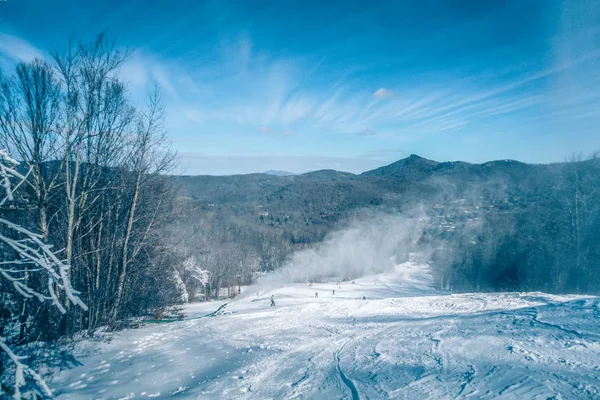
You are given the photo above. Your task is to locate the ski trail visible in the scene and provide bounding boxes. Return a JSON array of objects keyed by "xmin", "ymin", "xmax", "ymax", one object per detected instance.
[
  {"xmin": 429, "ymin": 322, "xmax": 455, "ymax": 398},
  {"xmin": 50, "ymin": 264, "xmax": 599, "ymax": 400},
  {"xmin": 336, "ymin": 341, "xmax": 361, "ymax": 400}
]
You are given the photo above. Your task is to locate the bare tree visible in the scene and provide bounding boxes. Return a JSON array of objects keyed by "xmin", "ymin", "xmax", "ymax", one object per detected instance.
[
  {"xmin": 53, "ymin": 34, "xmax": 131, "ymax": 270},
  {"xmin": 112, "ymin": 85, "xmax": 174, "ymax": 321},
  {"xmin": 0, "ymin": 59, "xmax": 62, "ymax": 240}
]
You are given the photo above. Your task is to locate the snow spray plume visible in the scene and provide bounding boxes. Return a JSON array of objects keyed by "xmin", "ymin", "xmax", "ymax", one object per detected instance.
[{"xmin": 263, "ymin": 208, "xmax": 430, "ymax": 285}]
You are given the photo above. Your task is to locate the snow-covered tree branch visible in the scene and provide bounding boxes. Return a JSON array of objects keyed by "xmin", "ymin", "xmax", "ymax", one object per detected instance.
[
  {"xmin": 0, "ymin": 149, "xmax": 88, "ymax": 399},
  {"xmin": 0, "ymin": 337, "xmax": 52, "ymax": 399},
  {"xmin": 183, "ymin": 255, "xmax": 209, "ymax": 289}
]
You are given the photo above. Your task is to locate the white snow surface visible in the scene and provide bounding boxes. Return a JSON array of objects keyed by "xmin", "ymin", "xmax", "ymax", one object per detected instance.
[{"xmin": 52, "ymin": 263, "xmax": 600, "ymax": 399}]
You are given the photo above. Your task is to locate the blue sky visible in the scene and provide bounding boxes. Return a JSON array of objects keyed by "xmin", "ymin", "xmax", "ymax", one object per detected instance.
[{"xmin": 1, "ymin": 0, "xmax": 600, "ymax": 174}]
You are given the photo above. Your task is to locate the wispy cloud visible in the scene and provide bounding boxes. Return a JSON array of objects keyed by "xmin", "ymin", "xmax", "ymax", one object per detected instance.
[
  {"xmin": 5, "ymin": 25, "xmax": 595, "ymax": 165},
  {"xmin": 118, "ymin": 50, "xmax": 183, "ymax": 101},
  {"xmin": 164, "ymin": 44, "xmax": 600, "ymax": 143},
  {"xmin": 6, "ymin": 31, "xmax": 597, "ymax": 146},
  {"xmin": 0, "ymin": 34, "xmax": 45, "ymax": 63},
  {"xmin": 173, "ymin": 36, "xmax": 600, "ymax": 142},
  {"xmin": 373, "ymin": 87, "xmax": 394, "ymax": 99}
]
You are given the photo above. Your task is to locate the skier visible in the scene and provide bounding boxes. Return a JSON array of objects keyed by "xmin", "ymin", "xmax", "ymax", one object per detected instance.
[
  {"xmin": 363, "ymin": 296, "xmax": 366, "ymax": 300},
  {"xmin": 270, "ymin": 295, "xmax": 275, "ymax": 307},
  {"xmin": 332, "ymin": 289, "xmax": 335, "ymax": 295},
  {"xmin": 315, "ymin": 292, "xmax": 318, "ymax": 298}
]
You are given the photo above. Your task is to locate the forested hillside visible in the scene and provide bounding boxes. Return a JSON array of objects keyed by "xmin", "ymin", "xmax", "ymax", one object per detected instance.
[{"xmin": 171, "ymin": 154, "xmax": 600, "ymax": 296}]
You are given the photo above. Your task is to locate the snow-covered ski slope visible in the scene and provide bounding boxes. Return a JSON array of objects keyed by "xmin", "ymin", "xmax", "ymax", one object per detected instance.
[{"xmin": 54, "ymin": 263, "xmax": 600, "ymax": 399}]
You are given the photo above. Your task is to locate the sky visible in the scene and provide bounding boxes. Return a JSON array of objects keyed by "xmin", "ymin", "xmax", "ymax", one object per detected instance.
[{"xmin": 1, "ymin": 0, "xmax": 600, "ymax": 175}]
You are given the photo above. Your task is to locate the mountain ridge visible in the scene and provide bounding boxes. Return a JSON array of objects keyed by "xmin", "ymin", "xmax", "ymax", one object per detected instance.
[{"xmin": 177, "ymin": 154, "xmax": 586, "ymax": 179}]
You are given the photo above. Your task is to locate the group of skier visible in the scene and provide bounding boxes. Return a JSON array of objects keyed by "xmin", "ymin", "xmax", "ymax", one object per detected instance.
[{"xmin": 268, "ymin": 286, "xmax": 367, "ymax": 307}]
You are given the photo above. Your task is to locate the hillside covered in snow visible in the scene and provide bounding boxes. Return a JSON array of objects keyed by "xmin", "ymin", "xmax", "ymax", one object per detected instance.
[{"xmin": 52, "ymin": 263, "xmax": 600, "ymax": 399}]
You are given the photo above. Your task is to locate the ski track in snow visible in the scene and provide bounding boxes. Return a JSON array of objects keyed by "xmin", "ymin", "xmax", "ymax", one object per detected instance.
[
  {"xmin": 336, "ymin": 340, "xmax": 361, "ymax": 400},
  {"xmin": 51, "ymin": 263, "xmax": 600, "ymax": 399}
]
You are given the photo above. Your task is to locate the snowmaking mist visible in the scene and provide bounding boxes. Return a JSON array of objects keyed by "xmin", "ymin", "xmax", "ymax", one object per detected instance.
[{"xmin": 258, "ymin": 209, "xmax": 432, "ymax": 287}]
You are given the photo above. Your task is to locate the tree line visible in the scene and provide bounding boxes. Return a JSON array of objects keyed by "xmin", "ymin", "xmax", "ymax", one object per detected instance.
[{"xmin": 0, "ymin": 34, "xmax": 185, "ymax": 396}]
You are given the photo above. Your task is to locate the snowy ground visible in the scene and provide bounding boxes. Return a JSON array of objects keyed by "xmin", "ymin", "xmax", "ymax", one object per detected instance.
[{"xmin": 52, "ymin": 263, "xmax": 600, "ymax": 399}]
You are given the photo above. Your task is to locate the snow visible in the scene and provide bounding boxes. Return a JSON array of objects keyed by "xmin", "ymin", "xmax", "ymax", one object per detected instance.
[{"xmin": 52, "ymin": 263, "xmax": 600, "ymax": 399}]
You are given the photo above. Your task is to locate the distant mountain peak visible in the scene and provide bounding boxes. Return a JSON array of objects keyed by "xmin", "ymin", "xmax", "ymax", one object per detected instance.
[
  {"xmin": 405, "ymin": 154, "xmax": 437, "ymax": 163},
  {"xmin": 361, "ymin": 154, "xmax": 438, "ymax": 178}
]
